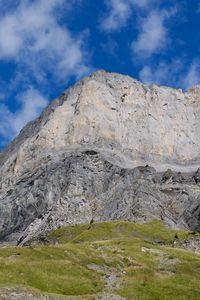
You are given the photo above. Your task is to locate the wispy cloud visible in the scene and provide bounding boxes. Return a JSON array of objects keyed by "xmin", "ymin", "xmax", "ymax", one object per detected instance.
[
  {"xmin": 100, "ymin": 0, "xmax": 132, "ymax": 32},
  {"xmin": 139, "ymin": 60, "xmax": 182, "ymax": 85},
  {"xmin": 132, "ymin": 8, "xmax": 176, "ymax": 59},
  {"xmin": 0, "ymin": 0, "xmax": 90, "ymax": 82},
  {"xmin": 100, "ymin": 1, "xmax": 181, "ymax": 90},
  {"xmin": 180, "ymin": 61, "xmax": 200, "ymax": 90},
  {"xmin": 0, "ymin": 88, "xmax": 48, "ymax": 144},
  {"xmin": 139, "ymin": 60, "xmax": 200, "ymax": 91},
  {"xmin": 100, "ymin": 0, "xmax": 156, "ymax": 32},
  {"xmin": 0, "ymin": 0, "xmax": 91, "ymax": 146}
]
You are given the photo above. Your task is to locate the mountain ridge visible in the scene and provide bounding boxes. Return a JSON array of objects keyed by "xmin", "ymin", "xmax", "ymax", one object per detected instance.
[{"xmin": 0, "ymin": 70, "xmax": 200, "ymax": 244}]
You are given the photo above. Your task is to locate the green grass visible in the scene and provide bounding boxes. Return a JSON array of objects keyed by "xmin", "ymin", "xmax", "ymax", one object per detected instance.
[
  {"xmin": 0, "ymin": 245, "xmax": 104, "ymax": 296},
  {"xmin": 115, "ymin": 242, "xmax": 200, "ymax": 300},
  {"xmin": 48, "ymin": 220, "xmax": 191, "ymax": 244},
  {"xmin": 0, "ymin": 220, "xmax": 200, "ymax": 299}
]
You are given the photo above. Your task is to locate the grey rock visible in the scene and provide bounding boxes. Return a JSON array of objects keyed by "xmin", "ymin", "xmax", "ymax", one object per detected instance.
[
  {"xmin": 178, "ymin": 236, "xmax": 200, "ymax": 254},
  {"xmin": 0, "ymin": 70, "xmax": 200, "ymax": 244},
  {"xmin": 193, "ymin": 168, "xmax": 200, "ymax": 184},
  {"xmin": 0, "ymin": 287, "xmax": 81, "ymax": 299}
]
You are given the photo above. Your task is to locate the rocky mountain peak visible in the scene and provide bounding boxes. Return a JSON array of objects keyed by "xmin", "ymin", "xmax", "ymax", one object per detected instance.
[{"xmin": 0, "ymin": 70, "xmax": 200, "ymax": 245}]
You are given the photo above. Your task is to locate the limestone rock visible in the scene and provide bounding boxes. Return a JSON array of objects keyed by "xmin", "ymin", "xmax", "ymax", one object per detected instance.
[{"xmin": 0, "ymin": 70, "xmax": 200, "ymax": 244}]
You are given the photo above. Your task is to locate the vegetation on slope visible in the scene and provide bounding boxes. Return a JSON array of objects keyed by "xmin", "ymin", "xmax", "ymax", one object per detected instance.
[{"xmin": 0, "ymin": 220, "xmax": 200, "ymax": 299}]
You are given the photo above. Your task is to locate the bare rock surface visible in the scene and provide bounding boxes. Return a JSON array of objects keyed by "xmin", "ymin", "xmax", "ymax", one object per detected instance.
[
  {"xmin": 0, "ymin": 70, "xmax": 200, "ymax": 244},
  {"xmin": 88, "ymin": 264, "xmax": 126, "ymax": 300},
  {"xmin": 0, "ymin": 288, "xmax": 85, "ymax": 300},
  {"xmin": 178, "ymin": 236, "xmax": 200, "ymax": 254}
]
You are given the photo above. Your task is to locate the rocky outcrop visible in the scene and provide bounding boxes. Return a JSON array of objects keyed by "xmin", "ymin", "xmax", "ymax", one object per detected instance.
[{"xmin": 0, "ymin": 70, "xmax": 200, "ymax": 244}]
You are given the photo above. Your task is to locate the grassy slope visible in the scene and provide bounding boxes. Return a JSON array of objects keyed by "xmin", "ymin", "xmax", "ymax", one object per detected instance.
[{"xmin": 0, "ymin": 221, "xmax": 200, "ymax": 299}]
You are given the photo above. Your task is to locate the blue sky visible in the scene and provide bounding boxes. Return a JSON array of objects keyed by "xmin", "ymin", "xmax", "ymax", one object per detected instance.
[{"xmin": 0, "ymin": 0, "xmax": 200, "ymax": 148}]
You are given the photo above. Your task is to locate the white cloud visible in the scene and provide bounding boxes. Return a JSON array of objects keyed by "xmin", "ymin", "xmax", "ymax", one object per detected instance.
[
  {"xmin": 139, "ymin": 60, "xmax": 200, "ymax": 91},
  {"xmin": 139, "ymin": 60, "xmax": 181, "ymax": 85},
  {"xmin": 100, "ymin": 0, "xmax": 132, "ymax": 31},
  {"xmin": 14, "ymin": 88, "xmax": 48, "ymax": 134},
  {"xmin": 180, "ymin": 62, "xmax": 200, "ymax": 90},
  {"xmin": 0, "ymin": 0, "xmax": 90, "ymax": 82},
  {"xmin": 100, "ymin": 0, "xmax": 157, "ymax": 32},
  {"xmin": 132, "ymin": 8, "xmax": 176, "ymax": 58},
  {"xmin": 0, "ymin": 0, "xmax": 91, "ymax": 145},
  {"xmin": 0, "ymin": 88, "xmax": 48, "ymax": 142},
  {"xmin": 139, "ymin": 65, "xmax": 162, "ymax": 84}
]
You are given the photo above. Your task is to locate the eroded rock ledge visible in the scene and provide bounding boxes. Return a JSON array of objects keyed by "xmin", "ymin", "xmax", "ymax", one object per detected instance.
[{"xmin": 0, "ymin": 151, "xmax": 200, "ymax": 245}]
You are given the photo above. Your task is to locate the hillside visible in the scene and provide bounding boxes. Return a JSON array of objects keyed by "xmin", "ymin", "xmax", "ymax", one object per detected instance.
[{"xmin": 0, "ymin": 221, "xmax": 200, "ymax": 300}]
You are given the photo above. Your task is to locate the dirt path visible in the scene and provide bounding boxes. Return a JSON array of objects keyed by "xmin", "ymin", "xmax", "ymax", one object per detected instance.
[{"xmin": 87, "ymin": 264, "xmax": 126, "ymax": 300}]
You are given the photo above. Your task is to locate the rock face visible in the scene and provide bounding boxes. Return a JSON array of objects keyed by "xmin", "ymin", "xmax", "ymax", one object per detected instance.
[{"xmin": 0, "ymin": 70, "xmax": 200, "ymax": 244}]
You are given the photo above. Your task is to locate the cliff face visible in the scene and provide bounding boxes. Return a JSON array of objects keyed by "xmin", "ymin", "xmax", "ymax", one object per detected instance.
[{"xmin": 0, "ymin": 70, "xmax": 200, "ymax": 244}]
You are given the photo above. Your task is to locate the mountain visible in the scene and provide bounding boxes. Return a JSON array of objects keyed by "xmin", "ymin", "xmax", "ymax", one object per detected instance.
[{"xmin": 0, "ymin": 70, "xmax": 200, "ymax": 245}]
